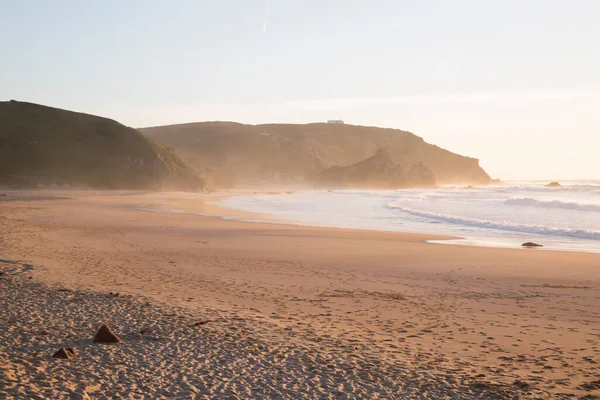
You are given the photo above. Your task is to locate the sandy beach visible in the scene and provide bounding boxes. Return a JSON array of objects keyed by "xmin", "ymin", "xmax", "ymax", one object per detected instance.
[{"xmin": 1, "ymin": 190, "xmax": 600, "ymax": 399}]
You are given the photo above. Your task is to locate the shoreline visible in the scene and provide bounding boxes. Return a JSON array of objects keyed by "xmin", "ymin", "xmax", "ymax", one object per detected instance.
[
  {"xmin": 2, "ymin": 190, "xmax": 600, "ymax": 398},
  {"xmin": 135, "ymin": 190, "xmax": 461, "ymax": 242},
  {"xmin": 138, "ymin": 189, "xmax": 600, "ymax": 255}
]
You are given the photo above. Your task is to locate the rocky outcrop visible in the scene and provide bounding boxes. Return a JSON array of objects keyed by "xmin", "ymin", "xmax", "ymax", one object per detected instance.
[
  {"xmin": 141, "ymin": 122, "xmax": 491, "ymax": 187},
  {"xmin": 316, "ymin": 149, "xmax": 405, "ymax": 188},
  {"xmin": 406, "ymin": 162, "xmax": 436, "ymax": 187},
  {"xmin": 0, "ymin": 101, "xmax": 204, "ymax": 191},
  {"xmin": 315, "ymin": 150, "xmax": 436, "ymax": 189},
  {"xmin": 545, "ymin": 182, "xmax": 562, "ymax": 188}
]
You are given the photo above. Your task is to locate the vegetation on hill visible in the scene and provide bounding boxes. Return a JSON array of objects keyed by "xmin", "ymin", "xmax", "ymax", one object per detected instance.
[{"xmin": 0, "ymin": 101, "xmax": 204, "ymax": 190}]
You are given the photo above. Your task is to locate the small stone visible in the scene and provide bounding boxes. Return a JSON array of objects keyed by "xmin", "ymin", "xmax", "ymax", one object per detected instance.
[
  {"xmin": 513, "ymin": 380, "xmax": 530, "ymax": 389},
  {"xmin": 53, "ymin": 347, "xmax": 77, "ymax": 359},
  {"xmin": 93, "ymin": 324, "xmax": 122, "ymax": 343},
  {"xmin": 579, "ymin": 380, "xmax": 600, "ymax": 391}
]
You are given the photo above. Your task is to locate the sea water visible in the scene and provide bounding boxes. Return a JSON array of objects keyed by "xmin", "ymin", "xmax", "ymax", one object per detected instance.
[{"xmin": 219, "ymin": 181, "xmax": 600, "ymax": 253}]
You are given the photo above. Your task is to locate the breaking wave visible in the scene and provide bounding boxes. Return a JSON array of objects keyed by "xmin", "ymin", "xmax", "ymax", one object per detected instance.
[
  {"xmin": 505, "ymin": 198, "xmax": 600, "ymax": 212},
  {"xmin": 387, "ymin": 202, "xmax": 600, "ymax": 240}
]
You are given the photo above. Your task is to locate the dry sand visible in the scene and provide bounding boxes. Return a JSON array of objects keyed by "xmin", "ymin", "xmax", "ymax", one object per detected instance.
[{"xmin": 1, "ymin": 190, "xmax": 600, "ymax": 399}]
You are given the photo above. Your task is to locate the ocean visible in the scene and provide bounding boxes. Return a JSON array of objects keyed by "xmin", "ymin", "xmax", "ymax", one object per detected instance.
[{"xmin": 219, "ymin": 181, "xmax": 600, "ymax": 253}]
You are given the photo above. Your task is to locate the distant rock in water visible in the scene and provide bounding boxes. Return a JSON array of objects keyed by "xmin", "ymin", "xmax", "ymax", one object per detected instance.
[
  {"xmin": 141, "ymin": 121, "xmax": 491, "ymax": 187},
  {"xmin": 545, "ymin": 182, "xmax": 562, "ymax": 188},
  {"xmin": 522, "ymin": 242, "xmax": 543, "ymax": 248},
  {"xmin": 0, "ymin": 101, "xmax": 204, "ymax": 191},
  {"xmin": 315, "ymin": 149, "xmax": 435, "ymax": 189}
]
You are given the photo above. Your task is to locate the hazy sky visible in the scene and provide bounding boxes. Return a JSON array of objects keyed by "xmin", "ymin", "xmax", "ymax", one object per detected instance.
[{"xmin": 1, "ymin": 1, "xmax": 599, "ymax": 180}]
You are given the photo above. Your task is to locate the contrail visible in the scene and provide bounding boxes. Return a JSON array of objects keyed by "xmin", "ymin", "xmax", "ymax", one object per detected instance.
[{"xmin": 263, "ymin": 0, "xmax": 271, "ymax": 33}]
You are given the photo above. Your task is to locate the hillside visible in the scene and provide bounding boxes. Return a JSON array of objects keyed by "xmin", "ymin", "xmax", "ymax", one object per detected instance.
[
  {"xmin": 0, "ymin": 101, "xmax": 204, "ymax": 190},
  {"xmin": 141, "ymin": 122, "xmax": 491, "ymax": 187}
]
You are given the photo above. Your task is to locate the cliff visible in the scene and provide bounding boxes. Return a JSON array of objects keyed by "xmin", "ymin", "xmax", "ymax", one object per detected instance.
[
  {"xmin": 141, "ymin": 122, "xmax": 490, "ymax": 188},
  {"xmin": 0, "ymin": 101, "xmax": 204, "ymax": 190}
]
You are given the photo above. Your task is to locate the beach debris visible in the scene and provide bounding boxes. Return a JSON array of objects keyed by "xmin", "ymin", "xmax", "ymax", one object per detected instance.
[
  {"xmin": 545, "ymin": 181, "xmax": 562, "ymax": 188},
  {"xmin": 522, "ymin": 242, "xmax": 543, "ymax": 248},
  {"xmin": 579, "ymin": 380, "xmax": 600, "ymax": 391},
  {"xmin": 193, "ymin": 320, "xmax": 210, "ymax": 326},
  {"xmin": 93, "ymin": 324, "xmax": 122, "ymax": 343},
  {"xmin": 52, "ymin": 347, "xmax": 77, "ymax": 359},
  {"xmin": 140, "ymin": 327, "xmax": 155, "ymax": 335},
  {"xmin": 512, "ymin": 380, "xmax": 530, "ymax": 389}
]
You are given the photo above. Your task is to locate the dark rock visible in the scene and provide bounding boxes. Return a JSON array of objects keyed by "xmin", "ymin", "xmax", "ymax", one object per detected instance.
[
  {"xmin": 53, "ymin": 347, "xmax": 77, "ymax": 359},
  {"xmin": 545, "ymin": 181, "xmax": 562, "ymax": 188},
  {"xmin": 579, "ymin": 380, "xmax": 600, "ymax": 391},
  {"xmin": 93, "ymin": 324, "xmax": 122, "ymax": 343},
  {"xmin": 513, "ymin": 380, "xmax": 530, "ymax": 389},
  {"xmin": 579, "ymin": 395, "xmax": 600, "ymax": 400},
  {"xmin": 522, "ymin": 242, "xmax": 543, "ymax": 248},
  {"xmin": 193, "ymin": 320, "xmax": 210, "ymax": 326}
]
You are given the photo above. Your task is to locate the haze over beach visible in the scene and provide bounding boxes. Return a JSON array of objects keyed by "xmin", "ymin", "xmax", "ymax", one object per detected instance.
[{"xmin": 1, "ymin": 1, "xmax": 600, "ymax": 399}]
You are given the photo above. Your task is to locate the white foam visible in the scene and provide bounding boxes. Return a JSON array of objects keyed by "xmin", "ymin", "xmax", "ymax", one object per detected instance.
[
  {"xmin": 220, "ymin": 181, "xmax": 600, "ymax": 253},
  {"xmin": 387, "ymin": 203, "xmax": 600, "ymax": 241},
  {"xmin": 505, "ymin": 197, "xmax": 600, "ymax": 212}
]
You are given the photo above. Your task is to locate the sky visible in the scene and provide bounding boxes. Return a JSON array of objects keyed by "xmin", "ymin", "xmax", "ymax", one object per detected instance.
[{"xmin": 1, "ymin": 0, "xmax": 599, "ymax": 180}]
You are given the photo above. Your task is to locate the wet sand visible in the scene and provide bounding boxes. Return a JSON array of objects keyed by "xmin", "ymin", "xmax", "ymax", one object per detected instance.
[{"xmin": 1, "ymin": 190, "xmax": 599, "ymax": 399}]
